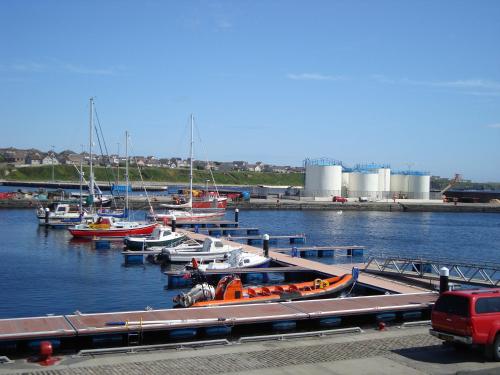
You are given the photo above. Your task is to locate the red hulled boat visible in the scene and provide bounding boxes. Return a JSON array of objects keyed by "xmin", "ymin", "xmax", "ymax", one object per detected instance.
[{"xmin": 68, "ymin": 217, "xmax": 157, "ymax": 238}]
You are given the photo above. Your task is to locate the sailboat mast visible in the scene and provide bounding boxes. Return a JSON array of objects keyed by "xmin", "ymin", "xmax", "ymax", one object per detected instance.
[
  {"xmin": 79, "ymin": 145, "xmax": 83, "ymax": 217},
  {"xmin": 89, "ymin": 97, "xmax": 95, "ymax": 208},
  {"xmin": 189, "ymin": 114, "xmax": 194, "ymax": 208},
  {"xmin": 125, "ymin": 131, "xmax": 129, "ymax": 213}
]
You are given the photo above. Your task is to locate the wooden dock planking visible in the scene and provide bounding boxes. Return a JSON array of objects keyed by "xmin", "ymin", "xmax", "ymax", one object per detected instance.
[
  {"xmin": 66, "ymin": 303, "xmax": 308, "ymax": 334},
  {"xmin": 285, "ymin": 293, "xmax": 437, "ymax": 317},
  {"xmin": 0, "ymin": 293, "xmax": 437, "ymax": 342},
  {"xmin": 0, "ymin": 316, "xmax": 76, "ymax": 341},
  {"xmin": 181, "ymin": 230, "xmax": 428, "ymax": 294}
]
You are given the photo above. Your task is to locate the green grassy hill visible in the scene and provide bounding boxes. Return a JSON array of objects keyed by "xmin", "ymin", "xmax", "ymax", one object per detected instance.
[{"xmin": 0, "ymin": 165, "xmax": 305, "ymax": 187}]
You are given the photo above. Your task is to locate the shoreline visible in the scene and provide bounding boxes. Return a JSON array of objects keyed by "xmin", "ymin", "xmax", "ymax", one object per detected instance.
[
  {"xmin": 2, "ymin": 196, "xmax": 500, "ymax": 213},
  {"xmin": 2, "ymin": 179, "xmax": 499, "ymax": 213}
]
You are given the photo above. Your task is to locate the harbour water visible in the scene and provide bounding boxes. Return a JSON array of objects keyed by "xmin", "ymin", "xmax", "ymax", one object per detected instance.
[{"xmin": 0, "ymin": 208, "xmax": 498, "ymax": 318}]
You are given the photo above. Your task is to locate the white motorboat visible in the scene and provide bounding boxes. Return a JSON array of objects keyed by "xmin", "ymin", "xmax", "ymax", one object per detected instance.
[
  {"xmin": 195, "ymin": 249, "xmax": 270, "ymax": 271},
  {"xmin": 162, "ymin": 237, "xmax": 241, "ymax": 263},
  {"xmin": 124, "ymin": 226, "xmax": 187, "ymax": 250},
  {"xmin": 37, "ymin": 203, "xmax": 92, "ymax": 226}
]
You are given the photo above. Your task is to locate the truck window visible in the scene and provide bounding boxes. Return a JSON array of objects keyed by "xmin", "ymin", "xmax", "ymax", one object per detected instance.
[
  {"xmin": 475, "ymin": 297, "xmax": 500, "ymax": 314},
  {"xmin": 434, "ymin": 295, "xmax": 470, "ymax": 317}
]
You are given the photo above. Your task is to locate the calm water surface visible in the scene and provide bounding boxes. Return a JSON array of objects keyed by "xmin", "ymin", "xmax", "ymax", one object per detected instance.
[{"xmin": 0, "ymin": 208, "xmax": 498, "ymax": 318}]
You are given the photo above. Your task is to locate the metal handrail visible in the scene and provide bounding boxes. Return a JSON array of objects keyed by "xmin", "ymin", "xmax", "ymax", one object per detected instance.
[
  {"xmin": 238, "ymin": 327, "xmax": 363, "ymax": 343},
  {"xmin": 364, "ymin": 254, "xmax": 500, "ymax": 287},
  {"xmin": 366, "ymin": 253, "xmax": 500, "ymax": 269},
  {"xmin": 76, "ymin": 339, "xmax": 231, "ymax": 356}
]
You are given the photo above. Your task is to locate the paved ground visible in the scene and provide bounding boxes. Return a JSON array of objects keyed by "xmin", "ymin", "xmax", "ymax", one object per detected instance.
[{"xmin": 1, "ymin": 326, "xmax": 499, "ymax": 375}]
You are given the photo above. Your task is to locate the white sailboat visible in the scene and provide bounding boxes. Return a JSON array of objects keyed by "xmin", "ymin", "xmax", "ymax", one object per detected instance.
[
  {"xmin": 68, "ymin": 128, "xmax": 157, "ymax": 238},
  {"xmin": 150, "ymin": 114, "xmax": 225, "ymax": 224},
  {"xmin": 37, "ymin": 97, "xmax": 100, "ymax": 226}
]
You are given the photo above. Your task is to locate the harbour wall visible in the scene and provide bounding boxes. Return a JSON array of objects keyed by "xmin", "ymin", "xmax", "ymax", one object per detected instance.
[{"xmin": 2, "ymin": 197, "xmax": 500, "ymax": 213}]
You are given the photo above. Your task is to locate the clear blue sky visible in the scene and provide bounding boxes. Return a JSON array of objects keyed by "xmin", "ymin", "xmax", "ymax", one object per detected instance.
[{"xmin": 1, "ymin": 1, "xmax": 499, "ymax": 181}]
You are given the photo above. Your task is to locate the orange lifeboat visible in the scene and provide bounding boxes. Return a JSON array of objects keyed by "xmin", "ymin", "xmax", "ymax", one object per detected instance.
[{"xmin": 173, "ymin": 273, "xmax": 354, "ymax": 308}]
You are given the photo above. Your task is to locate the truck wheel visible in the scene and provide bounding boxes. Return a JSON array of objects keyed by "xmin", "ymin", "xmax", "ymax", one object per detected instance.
[{"xmin": 493, "ymin": 334, "xmax": 500, "ymax": 361}]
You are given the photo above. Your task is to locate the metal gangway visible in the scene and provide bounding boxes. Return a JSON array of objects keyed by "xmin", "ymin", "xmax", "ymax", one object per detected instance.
[{"xmin": 364, "ymin": 254, "xmax": 500, "ymax": 287}]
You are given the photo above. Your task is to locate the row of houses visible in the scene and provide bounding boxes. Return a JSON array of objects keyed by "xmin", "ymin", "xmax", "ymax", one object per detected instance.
[
  {"xmin": 0, "ymin": 148, "xmax": 304, "ymax": 173},
  {"xmin": 0, "ymin": 148, "xmax": 59, "ymax": 166}
]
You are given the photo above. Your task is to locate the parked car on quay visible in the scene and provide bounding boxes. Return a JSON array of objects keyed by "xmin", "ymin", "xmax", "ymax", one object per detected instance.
[
  {"xmin": 430, "ymin": 288, "xmax": 500, "ymax": 361},
  {"xmin": 332, "ymin": 196, "xmax": 348, "ymax": 203}
]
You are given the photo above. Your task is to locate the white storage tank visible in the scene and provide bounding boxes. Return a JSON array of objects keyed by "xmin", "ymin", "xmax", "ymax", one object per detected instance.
[
  {"xmin": 341, "ymin": 171, "xmax": 351, "ymax": 197},
  {"xmin": 408, "ymin": 173, "xmax": 430, "ymax": 200},
  {"xmin": 390, "ymin": 173, "xmax": 409, "ymax": 198},
  {"xmin": 342, "ymin": 171, "xmax": 350, "ymax": 187},
  {"xmin": 347, "ymin": 171, "xmax": 379, "ymax": 199},
  {"xmin": 377, "ymin": 168, "xmax": 391, "ymax": 199},
  {"xmin": 303, "ymin": 158, "xmax": 342, "ymax": 197}
]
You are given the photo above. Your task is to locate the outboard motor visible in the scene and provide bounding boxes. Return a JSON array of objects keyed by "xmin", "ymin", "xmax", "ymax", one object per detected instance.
[{"xmin": 173, "ymin": 283, "xmax": 215, "ymax": 308}]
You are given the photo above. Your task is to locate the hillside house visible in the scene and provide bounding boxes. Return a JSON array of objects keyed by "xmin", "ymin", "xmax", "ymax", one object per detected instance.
[{"xmin": 42, "ymin": 155, "xmax": 59, "ymax": 165}]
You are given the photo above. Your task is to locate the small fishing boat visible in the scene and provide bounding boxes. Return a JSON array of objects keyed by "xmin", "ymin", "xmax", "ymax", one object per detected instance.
[
  {"xmin": 193, "ymin": 249, "xmax": 270, "ymax": 271},
  {"xmin": 124, "ymin": 226, "xmax": 187, "ymax": 250},
  {"xmin": 37, "ymin": 203, "xmax": 92, "ymax": 226},
  {"xmin": 173, "ymin": 273, "xmax": 354, "ymax": 308},
  {"xmin": 68, "ymin": 216, "xmax": 157, "ymax": 238},
  {"xmin": 162, "ymin": 237, "xmax": 241, "ymax": 263}
]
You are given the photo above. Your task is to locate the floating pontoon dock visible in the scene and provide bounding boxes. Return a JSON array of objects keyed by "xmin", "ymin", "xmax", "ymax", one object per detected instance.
[
  {"xmin": 222, "ymin": 234, "xmax": 306, "ymax": 244},
  {"xmin": 0, "ymin": 229, "xmax": 437, "ymax": 356},
  {"xmin": 0, "ymin": 293, "xmax": 436, "ymax": 349},
  {"xmin": 184, "ymin": 230, "xmax": 428, "ymax": 294},
  {"xmin": 273, "ymin": 246, "xmax": 365, "ymax": 257},
  {"xmin": 190, "ymin": 227, "xmax": 260, "ymax": 235}
]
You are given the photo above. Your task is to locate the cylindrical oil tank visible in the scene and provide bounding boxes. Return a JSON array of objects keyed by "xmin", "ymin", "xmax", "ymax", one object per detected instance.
[
  {"xmin": 342, "ymin": 172, "xmax": 350, "ymax": 187},
  {"xmin": 390, "ymin": 173, "xmax": 409, "ymax": 197},
  {"xmin": 408, "ymin": 174, "xmax": 430, "ymax": 199},
  {"xmin": 347, "ymin": 171, "xmax": 379, "ymax": 199},
  {"xmin": 304, "ymin": 159, "xmax": 342, "ymax": 197},
  {"xmin": 341, "ymin": 172, "xmax": 351, "ymax": 197},
  {"xmin": 377, "ymin": 168, "xmax": 391, "ymax": 199}
]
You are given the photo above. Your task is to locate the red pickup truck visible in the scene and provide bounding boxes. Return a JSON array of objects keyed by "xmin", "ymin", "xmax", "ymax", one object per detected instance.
[
  {"xmin": 430, "ymin": 289, "xmax": 500, "ymax": 360},
  {"xmin": 332, "ymin": 196, "xmax": 348, "ymax": 203}
]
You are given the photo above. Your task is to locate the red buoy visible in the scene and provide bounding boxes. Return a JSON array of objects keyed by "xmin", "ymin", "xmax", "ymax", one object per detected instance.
[{"xmin": 28, "ymin": 341, "xmax": 60, "ymax": 366}]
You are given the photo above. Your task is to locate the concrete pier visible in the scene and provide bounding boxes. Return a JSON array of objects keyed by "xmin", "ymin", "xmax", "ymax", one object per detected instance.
[
  {"xmin": 2, "ymin": 196, "xmax": 500, "ymax": 212},
  {"xmin": 1, "ymin": 326, "xmax": 499, "ymax": 374}
]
